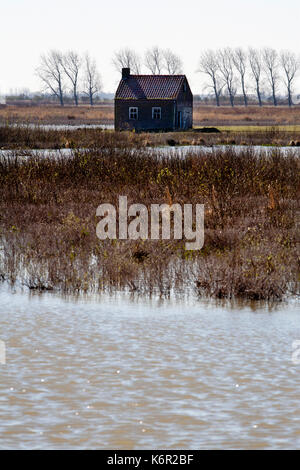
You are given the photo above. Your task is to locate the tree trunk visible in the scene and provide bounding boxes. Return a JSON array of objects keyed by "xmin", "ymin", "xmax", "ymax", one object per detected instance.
[
  {"xmin": 214, "ymin": 87, "xmax": 220, "ymax": 107},
  {"xmin": 213, "ymin": 78, "xmax": 220, "ymax": 107},
  {"xmin": 241, "ymin": 79, "xmax": 248, "ymax": 106},
  {"xmin": 287, "ymin": 83, "xmax": 292, "ymax": 107},
  {"xmin": 74, "ymin": 87, "xmax": 78, "ymax": 106},
  {"xmin": 58, "ymin": 81, "xmax": 64, "ymax": 106},
  {"xmin": 256, "ymin": 81, "xmax": 262, "ymax": 106},
  {"xmin": 272, "ymin": 84, "xmax": 277, "ymax": 106}
]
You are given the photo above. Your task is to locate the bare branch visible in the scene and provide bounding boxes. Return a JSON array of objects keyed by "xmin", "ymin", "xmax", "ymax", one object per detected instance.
[
  {"xmin": 36, "ymin": 50, "xmax": 65, "ymax": 106},
  {"xmin": 163, "ymin": 49, "xmax": 183, "ymax": 74},
  {"xmin": 61, "ymin": 51, "xmax": 82, "ymax": 105},
  {"xmin": 262, "ymin": 47, "xmax": 279, "ymax": 106},
  {"xmin": 248, "ymin": 47, "xmax": 263, "ymax": 106},
  {"xmin": 232, "ymin": 48, "xmax": 248, "ymax": 106},
  {"xmin": 280, "ymin": 50, "xmax": 299, "ymax": 106},
  {"xmin": 113, "ymin": 48, "xmax": 141, "ymax": 74},
  {"xmin": 197, "ymin": 50, "xmax": 223, "ymax": 106},
  {"xmin": 218, "ymin": 48, "xmax": 237, "ymax": 107},
  {"xmin": 82, "ymin": 54, "xmax": 102, "ymax": 106},
  {"xmin": 144, "ymin": 46, "xmax": 165, "ymax": 74}
]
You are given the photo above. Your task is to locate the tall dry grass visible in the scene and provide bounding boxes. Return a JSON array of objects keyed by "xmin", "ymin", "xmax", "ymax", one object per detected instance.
[
  {"xmin": 1, "ymin": 123, "xmax": 300, "ymax": 149},
  {"xmin": 2, "ymin": 104, "xmax": 300, "ymax": 126},
  {"xmin": 194, "ymin": 104, "xmax": 300, "ymax": 125},
  {"xmin": 0, "ymin": 104, "xmax": 113, "ymax": 125}
]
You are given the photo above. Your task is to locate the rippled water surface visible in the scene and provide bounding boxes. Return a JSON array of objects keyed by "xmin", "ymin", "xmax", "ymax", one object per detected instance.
[{"xmin": 0, "ymin": 285, "xmax": 299, "ymax": 449}]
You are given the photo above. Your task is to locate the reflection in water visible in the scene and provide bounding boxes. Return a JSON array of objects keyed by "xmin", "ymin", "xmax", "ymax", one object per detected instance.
[
  {"xmin": 0, "ymin": 285, "xmax": 299, "ymax": 449},
  {"xmin": 1, "ymin": 145, "xmax": 300, "ymax": 160},
  {"xmin": 0, "ymin": 123, "xmax": 114, "ymax": 131}
]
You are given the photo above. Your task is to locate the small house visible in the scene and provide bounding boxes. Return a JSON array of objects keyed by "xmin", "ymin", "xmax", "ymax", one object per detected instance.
[{"xmin": 115, "ymin": 68, "xmax": 193, "ymax": 131}]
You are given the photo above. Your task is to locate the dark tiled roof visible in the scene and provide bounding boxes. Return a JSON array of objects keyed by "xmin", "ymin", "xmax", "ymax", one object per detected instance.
[{"xmin": 115, "ymin": 75, "xmax": 186, "ymax": 100}]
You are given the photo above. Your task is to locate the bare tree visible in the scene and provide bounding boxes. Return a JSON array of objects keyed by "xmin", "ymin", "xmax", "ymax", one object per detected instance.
[
  {"xmin": 198, "ymin": 50, "xmax": 223, "ymax": 106},
  {"xmin": 113, "ymin": 48, "xmax": 141, "ymax": 74},
  {"xmin": 163, "ymin": 49, "xmax": 183, "ymax": 74},
  {"xmin": 233, "ymin": 48, "xmax": 248, "ymax": 106},
  {"xmin": 218, "ymin": 48, "xmax": 236, "ymax": 107},
  {"xmin": 248, "ymin": 48, "xmax": 263, "ymax": 106},
  {"xmin": 262, "ymin": 48, "xmax": 279, "ymax": 106},
  {"xmin": 82, "ymin": 54, "xmax": 101, "ymax": 106},
  {"xmin": 144, "ymin": 46, "xmax": 165, "ymax": 74},
  {"xmin": 62, "ymin": 51, "xmax": 82, "ymax": 105},
  {"xmin": 36, "ymin": 50, "xmax": 65, "ymax": 106},
  {"xmin": 280, "ymin": 50, "xmax": 299, "ymax": 107}
]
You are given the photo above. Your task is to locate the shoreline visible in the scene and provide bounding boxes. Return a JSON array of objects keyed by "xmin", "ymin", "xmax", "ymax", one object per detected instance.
[{"xmin": 1, "ymin": 279, "xmax": 299, "ymax": 307}]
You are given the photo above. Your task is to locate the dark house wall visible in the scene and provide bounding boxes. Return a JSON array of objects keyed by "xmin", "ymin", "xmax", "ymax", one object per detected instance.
[
  {"xmin": 115, "ymin": 99, "xmax": 176, "ymax": 131},
  {"xmin": 115, "ymin": 76, "xmax": 193, "ymax": 131},
  {"xmin": 176, "ymin": 78, "xmax": 193, "ymax": 130}
]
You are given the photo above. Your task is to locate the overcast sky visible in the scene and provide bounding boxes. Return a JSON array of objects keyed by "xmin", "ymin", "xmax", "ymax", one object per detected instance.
[{"xmin": 1, "ymin": 0, "xmax": 300, "ymax": 95}]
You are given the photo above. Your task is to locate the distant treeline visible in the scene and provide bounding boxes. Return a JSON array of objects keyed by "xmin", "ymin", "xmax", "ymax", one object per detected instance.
[
  {"xmin": 4, "ymin": 93, "xmax": 112, "ymax": 106},
  {"xmin": 198, "ymin": 47, "xmax": 299, "ymax": 107},
  {"xmin": 5, "ymin": 93, "xmax": 294, "ymax": 108},
  {"xmin": 3, "ymin": 46, "xmax": 300, "ymax": 107},
  {"xmin": 36, "ymin": 51, "xmax": 102, "ymax": 106}
]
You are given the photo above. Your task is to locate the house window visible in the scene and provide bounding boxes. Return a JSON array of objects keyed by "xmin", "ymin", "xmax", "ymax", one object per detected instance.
[
  {"xmin": 152, "ymin": 107, "xmax": 161, "ymax": 120},
  {"xmin": 183, "ymin": 82, "xmax": 187, "ymax": 92},
  {"xmin": 129, "ymin": 107, "xmax": 138, "ymax": 120}
]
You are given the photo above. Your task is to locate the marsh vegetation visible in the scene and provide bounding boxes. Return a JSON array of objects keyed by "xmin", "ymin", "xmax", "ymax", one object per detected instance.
[
  {"xmin": 0, "ymin": 127, "xmax": 299, "ymax": 300},
  {"xmin": 2, "ymin": 103, "xmax": 300, "ymax": 127},
  {"xmin": 1, "ymin": 121, "xmax": 300, "ymax": 150}
]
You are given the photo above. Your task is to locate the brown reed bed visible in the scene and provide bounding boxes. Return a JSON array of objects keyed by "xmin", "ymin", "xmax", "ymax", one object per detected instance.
[
  {"xmin": 0, "ymin": 104, "xmax": 114, "ymax": 125},
  {"xmin": 194, "ymin": 104, "xmax": 300, "ymax": 126},
  {"xmin": 0, "ymin": 142, "xmax": 299, "ymax": 300},
  {"xmin": 1, "ymin": 123, "xmax": 300, "ymax": 150},
  {"xmin": 2, "ymin": 104, "xmax": 300, "ymax": 126}
]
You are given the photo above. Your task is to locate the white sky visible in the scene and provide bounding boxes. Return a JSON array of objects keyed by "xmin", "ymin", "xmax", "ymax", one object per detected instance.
[{"xmin": 1, "ymin": 0, "xmax": 300, "ymax": 95}]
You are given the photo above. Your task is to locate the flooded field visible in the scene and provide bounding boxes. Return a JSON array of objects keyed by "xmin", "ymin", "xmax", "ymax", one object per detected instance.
[
  {"xmin": 0, "ymin": 123, "xmax": 114, "ymax": 131},
  {"xmin": 0, "ymin": 284, "xmax": 299, "ymax": 449}
]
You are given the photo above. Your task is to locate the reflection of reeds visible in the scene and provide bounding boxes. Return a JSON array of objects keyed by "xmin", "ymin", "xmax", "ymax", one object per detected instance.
[{"xmin": 0, "ymin": 138, "xmax": 299, "ymax": 300}]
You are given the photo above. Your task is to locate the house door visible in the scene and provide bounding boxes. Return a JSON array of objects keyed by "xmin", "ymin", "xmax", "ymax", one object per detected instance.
[{"xmin": 177, "ymin": 111, "xmax": 182, "ymax": 129}]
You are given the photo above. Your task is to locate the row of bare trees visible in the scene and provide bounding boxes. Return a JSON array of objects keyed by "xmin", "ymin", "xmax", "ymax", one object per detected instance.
[
  {"xmin": 37, "ymin": 50, "xmax": 102, "ymax": 106},
  {"xmin": 112, "ymin": 47, "xmax": 183, "ymax": 75},
  {"xmin": 37, "ymin": 47, "xmax": 299, "ymax": 107},
  {"xmin": 198, "ymin": 47, "xmax": 299, "ymax": 107}
]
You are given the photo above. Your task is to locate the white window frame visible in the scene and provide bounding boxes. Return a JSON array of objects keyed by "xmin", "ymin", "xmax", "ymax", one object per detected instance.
[
  {"xmin": 129, "ymin": 107, "xmax": 138, "ymax": 120},
  {"xmin": 152, "ymin": 107, "xmax": 161, "ymax": 120}
]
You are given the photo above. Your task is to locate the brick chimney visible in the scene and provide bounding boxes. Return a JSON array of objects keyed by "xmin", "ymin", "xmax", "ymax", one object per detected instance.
[{"xmin": 122, "ymin": 67, "xmax": 130, "ymax": 79}]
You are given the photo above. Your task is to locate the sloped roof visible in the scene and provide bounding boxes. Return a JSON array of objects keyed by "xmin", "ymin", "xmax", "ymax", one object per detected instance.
[{"xmin": 115, "ymin": 75, "xmax": 186, "ymax": 100}]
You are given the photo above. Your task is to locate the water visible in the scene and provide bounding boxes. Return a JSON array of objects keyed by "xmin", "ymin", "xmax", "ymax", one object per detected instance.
[
  {"xmin": 0, "ymin": 284, "xmax": 299, "ymax": 449},
  {"xmin": 153, "ymin": 144, "xmax": 300, "ymax": 157},
  {"xmin": 0, "ymin": 123, "xmax": 114, "ymax": 131}
]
